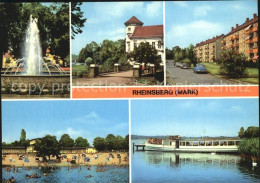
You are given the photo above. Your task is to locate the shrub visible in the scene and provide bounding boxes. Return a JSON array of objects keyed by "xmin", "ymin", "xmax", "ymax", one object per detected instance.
[
  {"xmin": 220, "ymin": 50, "xmax": 247, "ymax": 78},
  {"xmin": 238, "ymin": 138, "xmax": 259, "ymax": 158},
  {"xmin": 85, "ymin": 57, "xmax": 93, "ymax": 65}
]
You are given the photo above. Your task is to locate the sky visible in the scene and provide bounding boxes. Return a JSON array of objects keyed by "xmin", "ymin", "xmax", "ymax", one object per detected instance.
[
  {"xmin": 2, "ymin": 100, "xmax": 129, "ymax": 146},
  {"xmin": 72, "ymin": 2, "xmax": 163, "ymax": 55},
  {"xmin": 166, "ymin": 0, "xmax": 258, "ymax": 48},
  {"xmin": 131, "ymin": 99, "xmax": 259, "ymax": 137}
]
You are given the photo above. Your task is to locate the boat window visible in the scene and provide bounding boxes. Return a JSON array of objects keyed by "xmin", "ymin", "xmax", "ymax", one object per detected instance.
[
  {"xmin": 192, "ymin": 141, "xmax": 198, "ymax": 146},
  {"xmin": 228, "ymin": 141, "xmax": 235, "ymax": 146},
  {"xmin": 186, "ymin": 142, "xmax": 192, "ymax": 146},
  {"xmin": 213, "ymin": 141, "xmax": 219, "ymax": 146},
  {"xmin": 180, "ymin": 142, "xmax": 185, "ymax": 146},
  {"xmin": 220, "ymin": 141, "xmax": 227, "ymax": 146},
  {"xmin": 235, "ymin": 141, "xmax": 240, "ymax": 145},
  {"xmin": 206, "ymin": 141, "xmax": 212, "ymax": 146},
  {"xmin": 199, "ymin": 141, "xmax": 205, "ymax": 146}
]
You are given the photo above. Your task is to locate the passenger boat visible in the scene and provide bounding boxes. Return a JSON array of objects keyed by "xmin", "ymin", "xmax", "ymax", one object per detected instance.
[{"xmin": 145, "ymin": 136, "xmax": 241, "ymax": 153}]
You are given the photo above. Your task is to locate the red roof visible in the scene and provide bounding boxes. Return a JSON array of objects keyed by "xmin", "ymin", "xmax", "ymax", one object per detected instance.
[
  {"xmin": 195, "ymin": 34, "xmax": 224, "ymax": 47},
  {"xmin": 224, "ymin": 15, "xmax": 258, "ymax": 37},
  {"xmin": 124, "ymin": 16, "xmax": 143, "ymax": 26},
  {"xmin": 131, "ymin": 25, "xmax": 163, "ymax": 39}
]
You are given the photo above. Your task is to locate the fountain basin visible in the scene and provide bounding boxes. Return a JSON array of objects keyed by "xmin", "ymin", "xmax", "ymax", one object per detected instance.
[{"xmin": 1, "ymin": 74, "xmax": 70, "ymax": 96}]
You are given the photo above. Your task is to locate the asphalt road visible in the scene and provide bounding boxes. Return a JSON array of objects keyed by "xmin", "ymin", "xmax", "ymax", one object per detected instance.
[{"xmin": 166, "ymin": 60, "xmax": 238, "ymax": 85}]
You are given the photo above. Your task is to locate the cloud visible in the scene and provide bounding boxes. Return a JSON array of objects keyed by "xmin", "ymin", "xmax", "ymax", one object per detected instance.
[
  {"xmin": 173, "ymin": 1, "xmax": 188, "ymax": 7},
  {"xmin": 194, "ymin": 5, "xmax": 213, "ymax": 17},
  {"xmin": 145, "ymin": 2, "xmax": 163, "ymax": 18},
  {"xmin": 228, "ymin": 105, "xmax": 244, "ymax": 113},
  {"xmin": 73, "ymin": 112, "xmax": 108, "ymax": 125},
  {"xmin": 167, "ymin": 20, "xmax": 225, "ymax": 48}
]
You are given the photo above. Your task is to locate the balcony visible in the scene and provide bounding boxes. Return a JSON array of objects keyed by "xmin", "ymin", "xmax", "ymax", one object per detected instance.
[
  {"xmin": 233, "ymin": 35, "xmax": 239, "ymax": 39},
  {"xmin": 232, "ymin": 43, "xmax": 239, "ymax": 48},
  {"xmin": 246, "ymin": 48, "xmax": 258, "ymax": 54},
  {"xmin": 246, "ymin": 26, "xmax": 258, "ymax": 34},
  {"xmin": 245, "ymin": 37, "xmax": 258, "ymax": 44},
  {"xmin": 221, "ymin": 40, "xmax": 226, "ymax": 44}
]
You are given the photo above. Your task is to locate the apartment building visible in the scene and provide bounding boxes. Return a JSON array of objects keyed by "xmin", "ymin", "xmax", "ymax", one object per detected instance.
[
  {"xmin": 194, "ymin": 35, "xmax": 224, "ymax": 62},
  {"xmin": 222, "ymin": 14, "xmax": 258, "ymax": 60},
  {"xmin": 125, "ymin": 16, "xmax": 164, "ymax": 62},
  {"xmin": 194, "ymin": 14, "xmax": 258, "ymax": 62}
]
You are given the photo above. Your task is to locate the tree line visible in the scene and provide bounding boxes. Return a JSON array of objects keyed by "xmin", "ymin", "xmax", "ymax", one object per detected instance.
[
  {"xmin": 77, "ymin": 40, "xmax": 127, "ymax": 67},
  {"xmin": 77, "ymin": 40, "xmax": 162, "ymax": 68},
  {"xmin": 0, "ymin": 2, "xmax": 86, "ymax": 65},
  {"xmin": 2, "ymin": 129, "xmax": 129, "ymax": 160},
  {"xmin": 166, "ymin": 44, "xmax": 197, "ymax": 65}
]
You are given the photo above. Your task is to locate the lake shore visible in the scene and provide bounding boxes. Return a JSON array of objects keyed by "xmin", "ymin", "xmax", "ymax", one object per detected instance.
[{"xmin": 2, "ymin": 152, "xmax": 129, "ymax": 167}]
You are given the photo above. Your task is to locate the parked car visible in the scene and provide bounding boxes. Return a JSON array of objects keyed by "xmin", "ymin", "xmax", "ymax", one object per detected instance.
[
  {"xmin": 175, "ymin": 62, "xmax": 182, "ymax": 67},
  {"xmin": 181, "ymin": 63, "xmax": 189, "ymax": 69},
  {"xmin": 193, "ymin": 65, "xmax": 208, "ymax": 73},
  {"xmin": 194, "ymin": 63, "xmax": 205, "ymax": 67},
  {"xmin": 117, "ymin": 154, "xmax": 121, "ymax": 158}
]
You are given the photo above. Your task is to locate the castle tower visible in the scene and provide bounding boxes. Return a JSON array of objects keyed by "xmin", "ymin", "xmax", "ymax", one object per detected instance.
[{"xmin": 124, "ymin": 16, "xmax": 143, "ymax": 53}]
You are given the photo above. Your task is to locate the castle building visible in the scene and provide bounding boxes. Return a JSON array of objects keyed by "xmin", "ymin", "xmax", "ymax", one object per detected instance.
[{"xmin": 124, "ymin": 16, "xmax": 164, "ymax": 63}]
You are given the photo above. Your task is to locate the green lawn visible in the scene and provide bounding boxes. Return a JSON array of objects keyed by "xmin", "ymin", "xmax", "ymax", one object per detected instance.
[
  {"xmin": 72, "ymin": 65, "xmax": 88, "ymax": 74},
  {"xmin": 202, "ymin": 62, "xmax": 259, "ymax": 84}
]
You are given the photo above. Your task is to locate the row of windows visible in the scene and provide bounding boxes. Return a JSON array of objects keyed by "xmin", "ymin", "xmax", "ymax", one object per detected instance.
[
  {"xmin": 127, "ymin": 41, "xmax": 162, "ymax": 51},
  {"xmin": 179, "ymin": 141, "xmax": 240, "ymax": 146}
]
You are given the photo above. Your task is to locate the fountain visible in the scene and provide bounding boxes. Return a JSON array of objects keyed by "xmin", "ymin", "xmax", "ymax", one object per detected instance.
[{"xmin": 1, "ymin": 15, "xmax": 70, "ymax": 97}]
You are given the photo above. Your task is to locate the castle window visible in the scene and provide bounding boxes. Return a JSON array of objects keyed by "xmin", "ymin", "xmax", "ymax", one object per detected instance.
[
  {"xmin": 127, "ymin": 42, "xmax": 130, "ymax": 52},
  {"xmin": 152, "ymin": 42, "xmax": 155, "ymax": 48},
  {"xmin": 128, "ymin": 27, "xmax": 131, "ymax": 31},
  {"xmin": 134, "ymin": 43, "xmax": 137, "ymax": 49},
  {"xmin": 158, "ymin": 41, "xmax": 161, "ymax": 49}
]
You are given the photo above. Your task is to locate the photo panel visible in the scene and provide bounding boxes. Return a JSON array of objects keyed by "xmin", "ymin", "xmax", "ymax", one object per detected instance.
[
  {"xmin": 72, "ymin": 2, "xmax": 165, "ymax": 86},
  {"xmin": 131, "ymin": 99, "xmax": 259, "ymax": 182},
  {"xmin": 2, "ymin": 100, "xmax": 129, "ymax": 182},
  {"xmin": 1, "ymin": 3, "xmax": 71, "ymax": 99},
  {"xmin": 165, "ymin": 1, "xmax": 258, "ymax": 85}
]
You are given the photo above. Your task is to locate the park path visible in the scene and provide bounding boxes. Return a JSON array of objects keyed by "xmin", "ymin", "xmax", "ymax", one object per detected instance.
[{"xmin": 73, "ymin": 70, "xmax": 138, "ymax": 86}]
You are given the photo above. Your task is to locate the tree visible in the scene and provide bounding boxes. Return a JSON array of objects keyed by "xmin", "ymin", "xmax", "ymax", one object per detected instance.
[
  {"xmin": 74, "ymin": 137, "xmax": 90, "ymax": 147},
  {"xmin": 93, "ymin": 137, "xmax": 105, "ymax": 151},
  {"xmin": 71, "ymin": 2, "xmax": 87, "ymax": 39},
  {"xmin": 20, "ymin": 129, "xmax": 26, "ymax": 142},
  {"xmin": 238, "ymin": 127, "xmax": 245, "ymax": 138},
  {"xmin": 220, "ymin": 50, "xmax": 247, "ymax": 78},
  {"xmin": 244, "ymin": 126, "xmax": 259, "ymax": 138},
  {"xmin": 130, "ymin": 42, "xmax": 159, "ymax": 64},
  {"xmin": 166, "ymin": 48, "xmax": 173, "ymax": 60},
  {"xmin": 34, "ymin": 135, "xmax": 60, "ymax": 160},
  {"xmin": 123, "ymin": 135, "xmax": 129, "ymax": 150},
  {"xmin": 0, "ymin": 3, "xmax": 23, "ymax": 65},
  {"xmin": 19, "ymin": 129, "xmax": 29, "ymax": 147},
  {"xmin": 78, "ymin": 41, "xmax": 100, "ymax": 63},
  {"xmin": 105, "ymin": 134, "xmax": 116, "ymax": 151},
  {"xmin": 59, "ymin": 134, "xmax": 74, "ymax": 148}
]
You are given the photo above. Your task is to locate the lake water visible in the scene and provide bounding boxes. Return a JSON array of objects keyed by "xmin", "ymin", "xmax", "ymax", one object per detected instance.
[
  {"xmin": 2, "ymin": 165, "xmax": 129, "ymax": 183},
  {"xmin": 132, "ymin": 139, "xmax": 260, "ymax": 183}
]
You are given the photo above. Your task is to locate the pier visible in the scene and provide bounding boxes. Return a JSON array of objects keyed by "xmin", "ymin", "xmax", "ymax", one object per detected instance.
[{"xmin": 133, "ymin": 143, "xmax": 145, "ymax": 153}]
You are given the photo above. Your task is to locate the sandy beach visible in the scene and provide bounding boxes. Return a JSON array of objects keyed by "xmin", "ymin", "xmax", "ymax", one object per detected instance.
[{"xmin": 2, "ymin": 152, "xmax": 129, "ymax": 167}]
